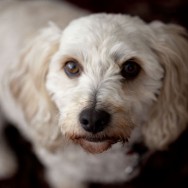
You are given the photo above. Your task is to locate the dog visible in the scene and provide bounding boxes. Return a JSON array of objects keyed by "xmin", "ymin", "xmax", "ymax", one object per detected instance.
[{"xmin": 0, "ymin": 0, "xmax": 188, "ymax": 187}]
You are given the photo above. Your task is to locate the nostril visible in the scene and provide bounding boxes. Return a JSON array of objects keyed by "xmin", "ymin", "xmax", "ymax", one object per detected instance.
[
  {"xmin": 80, "ymin": 118, "xmax": 89, "ymax": 126},
  {"xmin": 79, "ymin": 109, "xmax": 90, "ymax": 123}
]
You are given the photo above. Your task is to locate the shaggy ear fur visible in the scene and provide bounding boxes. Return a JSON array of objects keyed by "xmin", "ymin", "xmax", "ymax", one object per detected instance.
[
  {"xmin": 9, "ymin": 23, "xmax": 62, "ymax": 149},
  {"xmin": 143, "ymin": 22, "xmax": 188, "ymax": 150}
]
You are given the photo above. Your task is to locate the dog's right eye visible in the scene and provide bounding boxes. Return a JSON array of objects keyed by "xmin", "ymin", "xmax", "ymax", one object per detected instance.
[{"xmin": 64, "ymin": 61, "xmax": 81, "ymax": 78}]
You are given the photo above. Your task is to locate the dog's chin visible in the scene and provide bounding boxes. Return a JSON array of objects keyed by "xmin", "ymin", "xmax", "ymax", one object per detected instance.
[{"xmin": 72, "ymin": 136, "xmax": 121, "ymax": 154}]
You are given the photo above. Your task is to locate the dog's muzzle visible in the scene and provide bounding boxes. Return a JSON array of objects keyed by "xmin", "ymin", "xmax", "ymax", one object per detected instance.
[{"xmin": 69, "ymin": 107, "xmax": 119, "ymax": 153}]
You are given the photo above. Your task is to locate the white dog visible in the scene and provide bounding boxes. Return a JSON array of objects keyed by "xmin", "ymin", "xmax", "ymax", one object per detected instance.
[{"xmin": 0, "ymin": 0, "xmax": 188, "ymax": 187}]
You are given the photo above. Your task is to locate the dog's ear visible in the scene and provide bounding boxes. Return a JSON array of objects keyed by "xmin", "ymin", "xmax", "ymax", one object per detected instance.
[
  {"xmin": 9, "ymin": 23, "xmax": 63, "ymax": 149},
  {"xmin": 143, "ymin": 22, "xmax": 188, "ymax": 150}
]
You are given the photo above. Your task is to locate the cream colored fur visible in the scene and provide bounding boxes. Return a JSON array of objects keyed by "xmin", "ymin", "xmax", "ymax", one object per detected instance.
[
  {"xmin": 0, "ymin": 0, "xmax": 188, "ymax": 188},
  {"xmin": 143, "ymin": 22, "xmax": 188, "ymax": 149}
]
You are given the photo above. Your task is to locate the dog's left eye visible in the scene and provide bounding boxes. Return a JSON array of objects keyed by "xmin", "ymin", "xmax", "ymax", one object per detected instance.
[
  {"xmin": 121, "ymin": 59, "xmax": 141, "ymax": 80},
  {"xmin": 64, "ymin": 61, "xmax": 81, "ymax": 77}
]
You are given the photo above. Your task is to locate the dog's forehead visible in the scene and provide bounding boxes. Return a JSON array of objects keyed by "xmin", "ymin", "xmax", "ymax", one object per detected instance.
[
  {"xmin": 57, "ymin": 14, "xmax": 156, "ymax": 67},
  {"xmin": 60, "ymin": 14, "xmax": 147, "ymax": 48}
]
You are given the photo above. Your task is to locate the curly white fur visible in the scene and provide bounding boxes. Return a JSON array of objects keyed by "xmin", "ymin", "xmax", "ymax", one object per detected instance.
[{"xmin": 0, "ymin": 0, "xmax": 188, "ymax": 187}]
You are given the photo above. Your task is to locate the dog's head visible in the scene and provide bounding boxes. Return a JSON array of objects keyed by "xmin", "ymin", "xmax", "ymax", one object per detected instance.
[{"xmin": 10, "ymin": 14, "xmax": 188, "ymax": 153}]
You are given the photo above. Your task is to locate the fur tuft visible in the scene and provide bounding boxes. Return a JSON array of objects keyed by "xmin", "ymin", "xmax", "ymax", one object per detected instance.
[{"xmin": 9, "ymin": 24, "xmax": 63, "ymax": 149}]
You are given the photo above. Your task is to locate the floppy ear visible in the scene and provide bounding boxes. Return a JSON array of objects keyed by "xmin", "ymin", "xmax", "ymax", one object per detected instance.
[
  {"xmin": 143, "ymin": 22, "xmax": 188, "ymax": 150},
  {"xmin": 9, "ymin": 23, "xmax": 63, "ymax": 149}
]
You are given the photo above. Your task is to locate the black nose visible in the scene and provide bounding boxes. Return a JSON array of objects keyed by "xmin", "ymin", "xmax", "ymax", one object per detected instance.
[{"xmin": 79, "ymin": 108, "xmax": 111, "ymax": 134}]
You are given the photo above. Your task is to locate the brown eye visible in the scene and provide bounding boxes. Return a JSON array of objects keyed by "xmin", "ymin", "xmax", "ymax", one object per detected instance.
[
  {"xmin": 64, "ymin": 61, "xmax": 81, "ymax": 77},
  {"xmin": 121, "ymin": 59, "xmax": 141, "ymax": 80}
]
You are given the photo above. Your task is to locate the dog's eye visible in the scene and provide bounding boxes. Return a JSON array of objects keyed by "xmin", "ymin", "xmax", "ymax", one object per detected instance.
[
  {"xmin": 121, "ymin": 59, "xmax": 141, "ymax": 79},
  {"xmin": 64, "ymin": 61, "xmax": 81, "ymax": 77}
]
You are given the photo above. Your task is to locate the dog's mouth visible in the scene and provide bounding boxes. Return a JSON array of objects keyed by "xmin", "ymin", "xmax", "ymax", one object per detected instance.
[{"xmin": 71, "ymin": 135, "xmax": 125, "ymax": 154}]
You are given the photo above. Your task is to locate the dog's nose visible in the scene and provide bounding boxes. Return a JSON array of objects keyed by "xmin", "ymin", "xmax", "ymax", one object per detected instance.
[{"xmin": 79, "ymin": 108, "xmax": 111, "ymax": 134}]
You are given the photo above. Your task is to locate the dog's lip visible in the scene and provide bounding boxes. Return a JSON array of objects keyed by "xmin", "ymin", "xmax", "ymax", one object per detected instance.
[
  {"xmin": 72, "ymin": 136, "xmax": 121, "ymax": 154},
  {"xmin": 76, "ymin": 138, "xmax": 114, "ymax": 154}
]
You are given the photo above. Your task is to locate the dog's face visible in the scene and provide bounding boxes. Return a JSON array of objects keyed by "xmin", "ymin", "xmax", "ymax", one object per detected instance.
[
  {"xmin": 11, "ymin": 14, "xmax": 188, "ymax": 153},
  {"xmin": 46, "ymin": 14, "xmax": 164, "ymax": 153}
]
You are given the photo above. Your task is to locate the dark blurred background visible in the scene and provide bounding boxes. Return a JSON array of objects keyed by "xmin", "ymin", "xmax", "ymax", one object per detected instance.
[
  {"xmin": 65, "ymin": 0, "xmax": 188, "ymax": 29},
  {"xmin": 0, "ymin": 0, "xmax": 188, "ymax": 188}
]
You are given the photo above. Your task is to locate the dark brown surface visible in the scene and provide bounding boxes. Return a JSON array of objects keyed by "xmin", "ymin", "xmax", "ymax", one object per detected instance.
[{"xmin": 65, "ymin": 0, "xmax": 188, "ymax": 29}]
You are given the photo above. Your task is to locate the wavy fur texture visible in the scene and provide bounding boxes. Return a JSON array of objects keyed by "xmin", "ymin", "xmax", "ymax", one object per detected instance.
[
  {"xmin": 143, "ymin": 22, "xmax": 188, "ymax": 149},
  {"xmin": 0, "ymin": 0, "xmax": 188, "ymax": 187}
]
